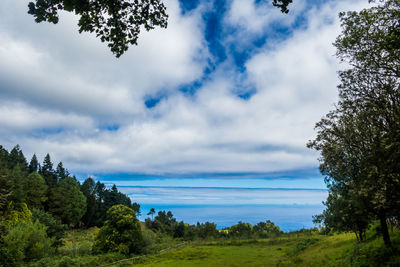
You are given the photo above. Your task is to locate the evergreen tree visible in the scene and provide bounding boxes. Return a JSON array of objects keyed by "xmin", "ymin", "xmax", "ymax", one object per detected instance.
[
  {"xmin": 55, "ymin": 161, "xmax": 68, "ymax": 181},
  {"xmin": 48, "ymin": 177, "xmax": 86, "ymax": 227},
  {"xmin": 40, "ymin": 153, "xmax": 57, "ymax": 188},
  {"xmin": 28, "ymin": 154, "xmax": 39, "ymax": 173},
  {"xmin": 8, "ymin": 145, "xmax": 28, "ymax": 171},
  {"xmin": 23, "ymin": 172, "xmax": 48, "ymax": 210},
  {"xmin": 80, "ymin": 177, "xmax": 97, "ymax": 227}
]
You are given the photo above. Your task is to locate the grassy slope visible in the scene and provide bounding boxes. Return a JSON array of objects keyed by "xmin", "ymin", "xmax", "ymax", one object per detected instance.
[
  {"xmin": 134, "ymin": 234, "xmax": 356, "ymax": 267},
  {"xmin": 28, "ymin": 228, "xmax": 400, "ymax": 266}
]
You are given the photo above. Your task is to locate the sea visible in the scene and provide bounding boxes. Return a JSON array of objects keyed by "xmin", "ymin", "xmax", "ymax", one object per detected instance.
[{"xmin": 98, "ymin": 177, "xmax": 328, "ymax": 232}]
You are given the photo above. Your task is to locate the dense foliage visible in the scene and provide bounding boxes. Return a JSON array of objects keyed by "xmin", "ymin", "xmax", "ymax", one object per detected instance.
[
  {"xmin": 93, "ymin": 204, "xmax": 144, "ymax": 255},
  {"xmin": 0, "ymin": 144, "xmax": 140, "ymax": 265},
  {"xmin": 309, "ymin": 0, "xmax": 400, "ymax": 248}
]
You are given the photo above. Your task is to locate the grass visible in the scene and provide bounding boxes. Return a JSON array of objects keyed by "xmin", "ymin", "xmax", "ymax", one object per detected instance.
[{"xmin": 26, "ymin": 227, "xmax": 400, "ymax": 266}]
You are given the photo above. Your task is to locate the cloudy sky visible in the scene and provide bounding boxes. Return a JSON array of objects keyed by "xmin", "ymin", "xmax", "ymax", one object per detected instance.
[{"xmin": 0, "ymin": 0, "xmax": 368, "ymax": 186}]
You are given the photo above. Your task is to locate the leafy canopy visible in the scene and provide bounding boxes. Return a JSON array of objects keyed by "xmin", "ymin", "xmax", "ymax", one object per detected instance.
[
  {"xmin": 93, "ymin": 204, "xmax": 143, "ymax": 255},
  {"xmin": 308, "ymin": 0, "xmax": 400, "ymax": 247},
  {"xmin": 28, "ymin": 0, "xmax": 168, "ymax": 58},
  {"xmin": 27, "ymin": 0, "xmax": 292, "ymax": 58}
]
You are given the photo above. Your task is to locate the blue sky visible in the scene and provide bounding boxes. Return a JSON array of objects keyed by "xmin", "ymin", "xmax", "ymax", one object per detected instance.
[{"xmin": 0, "ymin": 0, "xmax": 368, "ymax": 188}]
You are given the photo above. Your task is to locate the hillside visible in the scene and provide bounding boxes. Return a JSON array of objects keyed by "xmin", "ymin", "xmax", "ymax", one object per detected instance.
[{"xmin": 27, "ymin": 226, "xmax": 400, "ymax": 266}]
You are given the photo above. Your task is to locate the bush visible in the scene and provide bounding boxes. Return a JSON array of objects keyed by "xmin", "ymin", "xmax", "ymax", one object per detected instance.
[
  {"xmin": 1, "ymin": 220, "xmax": 54, "ymax": 265},
  {"xmin": 32, "ymin": 208, "xmax": 67, "ymax": 247},
  {"xmin": 93, "ymin": 204, "xmax": 144, "ymax": 255}
]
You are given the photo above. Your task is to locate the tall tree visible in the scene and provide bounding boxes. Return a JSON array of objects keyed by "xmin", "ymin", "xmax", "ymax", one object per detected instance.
[
  {"xmin": 23, "ymin": 172, "xmax": 48, "ymax": 210},
  {"xmin": 8, "ymin": 145, "xmax": 28, "ymax": 171},
  {"xmin": 40, "ymin": 153, "xmax": 57, "ymax": 188},
  {"xmin": 28, "ymin": 154, "xmax": 39, "ymax": 173},
  {"xmin": 48, "ymin": 177, "xmax": 87, "ymax": 227},
  {"xmin": 80, "ymin": 177, "xmax": 97, "ymax": 227},
  {"xmin": 56, "ymin": 161, "xmax": 68, "ymax": 181},
  {"xmin": 309, "ymin": 0, "xmax": 400, "ymax": 248}
]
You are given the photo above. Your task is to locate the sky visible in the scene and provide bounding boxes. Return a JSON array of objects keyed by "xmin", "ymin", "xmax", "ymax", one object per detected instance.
[{"xmin": 0, "ymin": 0, "xmax": 368, "ymax": 186}]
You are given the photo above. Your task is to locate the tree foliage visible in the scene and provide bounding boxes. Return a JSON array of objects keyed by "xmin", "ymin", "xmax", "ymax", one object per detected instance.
[
  {"xmin": 1, "ymin": 220, "xmax": 54, "ymax": 266},
  {"xmin": 308, "ymin": 0, "xmax": 400, "ymax": 248},
  {"xmin": 27, "ymin": 0, "xmax": 169, "ymax": 57},
  {"xmin": 49, "ymin": 177, "xmax": 87, "ymax": 227},
  {"xmin": 23, "ymin": 172, "xmax": 48, "ymax": 210},
  {"xmin": 93, "ymin": 204, "xmax": 143, "ymax": 255},
  {"xmin": 27, "ymin": 0, "xmax": 293, "ymax": 58}
]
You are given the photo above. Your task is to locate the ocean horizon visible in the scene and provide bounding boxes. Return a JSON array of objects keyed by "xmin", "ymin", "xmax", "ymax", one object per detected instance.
[{"xmin": 114, "ymin": 184, "xmax": 328, "ymax": 232}]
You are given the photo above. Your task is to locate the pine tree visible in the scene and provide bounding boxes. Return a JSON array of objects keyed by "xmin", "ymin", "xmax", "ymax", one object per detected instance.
[{"xmin": 29, "ymin": 154, "xmax": 39, "ymax": 173}]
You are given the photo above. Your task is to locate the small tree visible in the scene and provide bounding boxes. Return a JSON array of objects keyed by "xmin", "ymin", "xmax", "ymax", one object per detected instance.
[
  {"xmin": 147, "ymin": 208, "xmax": 155, "ymax": 220},
  {"xmin": 93, "ymin": 204, "xmax": 144, "ymax": 255}
]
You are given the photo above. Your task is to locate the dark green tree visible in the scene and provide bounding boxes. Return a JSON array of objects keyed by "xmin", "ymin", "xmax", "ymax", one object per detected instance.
[
  {"xmin": 253, "ymin": 220, "xmax": 283, "ymax": 238},
  {"xmin": 26, "ymin": 1, "xmax": 292, "ymax": 58},
  {"xmin": 93, "ymin": 204, "xmax": 143, "ymax": 255},
  {"xmin": 23, "ymin": 172, "xmax": 48, "ymax": 210},
  {"xmin": 28, "ymin": 154, "xmax": 39, "ymax": 173},
  {"xmin": 312, "ymin": 183, "xmax": 370, "ymax": 242},
  {"xmin": 229, "ymin": 221, "xmax": 253, "ymax": 239},
  {"xmin": 272, "ymin": 0, "xmax": 292, "ymax": 13},
  {"xmin": 56, "ymin": 161, "xmax": 68, "ymax": 181},
  {"xmin": 27, "ymin": 0, "xmax": 169, "ymax": 57},
  {"xmin": 48, "ymin": 177, "xmax": 86, "ymax": 227},
  {"xmin": 308, "ymin": 0, "xmax": 400, "ymax": 248},
  {"xmin": 31, "ymin": 208, "xmax": 67, "ymax": 247},
  {"xmin": 40, "ymin": 153, "xmax": 58, "ymax": 188},
  {"xmin": 8, "ymin": 166, "xmax": 27, "ymax": 210},
  {"xmin": 147, "ymin": 208, "xmax": 155, "ymax": 220},
  {"xmin": 8, "ymin": 145, "xmax": 28, "ymax": 171},
  {"xmin": 173, "ymin": 221, "xmax": 185, "ymax": 238},
  {"xmin": 80, "ymin": 177, "xmax": 97, "ymax": 227},
  {"xmin": 1, "ymin": 220, "xmax": 54, "ymax": 265}
]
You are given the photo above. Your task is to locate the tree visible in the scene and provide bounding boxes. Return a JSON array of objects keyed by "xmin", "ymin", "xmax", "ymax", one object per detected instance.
[
  {"xmin": 8, "ymin": 145, "xmax": 28, "ymax": 171},
  {"xmin": 253, "ymin": 220, "xmax": 283, "ymax": 238},
  {"xmin": 28, "ymin": 154, "xmax": 39, "ymax": 173},
  {"xmin": 48, "ymin": 177, "xmax": 86, "ymax": 227},
  {"xmin": 23, "ymin": 172, "xmax": 48, "ymax": 210},
  {"xmin": 93, "ymin": 204, "xmax": 143, "ymax": 255},
  {"xmin": 272, "ymin": 0, "xmax": 292, "ymax": 13},
  {"xmin": 56, "ymin": 162, "xmax": 68, "ymax": 181},
  {"xmin": 308, "ymin": 0, "xmax": 400, "ymax": 248},
  {"xmin": 27, "ymin": 1, "xmax": 292, "ymax": 58},
  {"xmin": 147, "ymin": 208, "xmax": 155, "ymax": 220},
  {"xmin": 40, "ymin": 153, "xmax": 57, "ymax": 188},
  {"xmin": 80, "ymin": 177, "xmax": 97, "ymax": 227},
  {"xmin": 31, "ymin": 208, "xmax": 67, "ymax": 247},
  {"xmin": 0, "ymin": 220, "xmax": 54, "ymax": 265},
  {"xmin": 312, "ymin": 183, "xmax": 370, "ymax": 242},
  {"xmin": 27, "ymin": 0, "xmax": 169, "ymax": 58}
]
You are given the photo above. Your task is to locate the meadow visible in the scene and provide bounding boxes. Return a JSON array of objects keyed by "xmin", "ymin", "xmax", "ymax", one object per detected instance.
[{"xmin": 27, "ymin": 226, "xmax": 400, "ymax": 266}]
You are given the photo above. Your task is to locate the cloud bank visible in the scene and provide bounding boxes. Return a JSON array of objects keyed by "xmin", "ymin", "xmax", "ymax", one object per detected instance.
[{"xmin": 0, "ymin": 0, "xmax": 367, "ymax": 177}]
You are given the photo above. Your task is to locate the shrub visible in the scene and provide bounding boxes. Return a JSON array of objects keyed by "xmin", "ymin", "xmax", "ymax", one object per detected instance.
[
  {"xmin": 93, "ymin": 204, "xmax": 144, "ymax": 255},
  {"xmin": 1, "ymin": 220, "xmax": 54, "ymax": 265}
]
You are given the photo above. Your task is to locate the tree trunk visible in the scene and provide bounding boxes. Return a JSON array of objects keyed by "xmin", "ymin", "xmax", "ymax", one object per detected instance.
[{"xmin": 379, "ymin": 213, "xmax": 392, "ymax": 248}]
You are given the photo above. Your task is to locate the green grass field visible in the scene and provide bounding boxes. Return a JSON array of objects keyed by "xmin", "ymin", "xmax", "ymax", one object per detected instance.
[
  {"xmin": 133, "ymin": 234, "xmax": 356, "ymax": 267},
  {"xmin": 28, "ymin": 227, "xmax": 400, "ymax": 266}
]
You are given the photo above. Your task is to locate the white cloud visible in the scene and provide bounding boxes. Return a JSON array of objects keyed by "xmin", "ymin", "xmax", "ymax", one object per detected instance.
[{"xmin": 0, "ymin": 0, "xmax": 370, "ymax": 176}]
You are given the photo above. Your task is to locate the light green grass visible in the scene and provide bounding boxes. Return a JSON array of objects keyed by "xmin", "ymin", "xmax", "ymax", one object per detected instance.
[{"xmin": 132, "ymin": 233, "xmax": 382, "ymax": 267}]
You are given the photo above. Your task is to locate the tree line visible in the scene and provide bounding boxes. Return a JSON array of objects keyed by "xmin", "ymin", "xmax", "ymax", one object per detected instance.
[
  {"xmin": 309, "ymin": 0, "xmax": 400, "ymax": 249},
  {"xmin": 0, "ymin": 144, "xmax": 139, "ymax": 265},
  {"xmin": 0, "ymin": 144, "xmax": 286, "ymax": 265}
]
